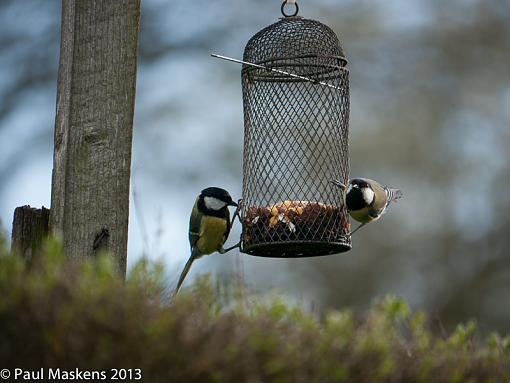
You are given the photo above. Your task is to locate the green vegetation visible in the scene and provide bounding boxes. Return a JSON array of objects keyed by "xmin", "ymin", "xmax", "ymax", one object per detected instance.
[{"xmin": 0, "ymin": 239, "xmax": 509, "ymax": 383}]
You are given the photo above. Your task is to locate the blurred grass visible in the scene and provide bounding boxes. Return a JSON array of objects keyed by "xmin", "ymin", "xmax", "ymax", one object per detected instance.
[{"xmin": 0, "ymin": 237, "xmax": 509, "ymax": 383}]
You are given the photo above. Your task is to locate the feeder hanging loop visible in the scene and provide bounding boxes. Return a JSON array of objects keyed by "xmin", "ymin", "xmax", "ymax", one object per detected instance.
[{"xmin": 281, "ymin": 0, "xmax": 299, "ymax": 17}]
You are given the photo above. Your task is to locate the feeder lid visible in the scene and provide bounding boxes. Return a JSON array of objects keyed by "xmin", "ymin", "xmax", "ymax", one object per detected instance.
[{"xmin": 243, "ymin": 17, "xmax": 347, "ymax": 81}]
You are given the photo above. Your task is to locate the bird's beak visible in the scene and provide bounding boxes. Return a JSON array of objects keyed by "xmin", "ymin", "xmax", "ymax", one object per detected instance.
[
  {"xmin": 330, "ymin": 179, "xmax": 346, "ymax": 190},
  {"xmin": 229, "ymin": 200, "xmax": 238, "ymax": 207}
]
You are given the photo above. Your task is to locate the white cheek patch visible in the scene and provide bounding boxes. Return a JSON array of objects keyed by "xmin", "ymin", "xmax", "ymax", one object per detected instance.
[
  {"xmin": 362, "ymin": 188, "xmax": 375, "ymax": 204},
  {"xmin": 204, "ymin": 196, "xmax": 227, "ymax": 211}
]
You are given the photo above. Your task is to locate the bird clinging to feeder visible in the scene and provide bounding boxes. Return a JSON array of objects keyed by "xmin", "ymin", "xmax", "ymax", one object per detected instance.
[
  {"xmin": 331, "ymin": 178, "xmax": 403, "ymax": 236},
  {"xmin": 174, "ymin": 187, "xmax": 238, "ymax": 296}
]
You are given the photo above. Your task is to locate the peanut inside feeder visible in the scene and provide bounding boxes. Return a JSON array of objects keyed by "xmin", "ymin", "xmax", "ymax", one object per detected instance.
[{"xmin": 239, "ymin": 13, "xmax": 351, "ymax": 257}]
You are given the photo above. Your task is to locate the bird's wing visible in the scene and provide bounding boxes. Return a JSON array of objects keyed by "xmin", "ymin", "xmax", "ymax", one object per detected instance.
[
  {"xmin": 188, "ymin": 200, "xmax": 202, "ymax": 251},
  {"xmin": 370, "ymin": 183, "xmax": 389, "ymax": 215},
  {"xmin": 223, "ymin": 208, "xmax": 231, "ymax": 244}
]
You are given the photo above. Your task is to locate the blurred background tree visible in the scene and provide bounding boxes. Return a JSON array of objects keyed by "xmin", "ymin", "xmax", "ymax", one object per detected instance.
[{"xmin": 0, "ymin": 0, "xmax": 508, "ymax": 333}]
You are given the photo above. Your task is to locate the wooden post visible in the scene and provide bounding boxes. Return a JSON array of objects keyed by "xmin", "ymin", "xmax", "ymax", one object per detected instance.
[
  {"xmin": 50, "ymin": 0, "xmax": 141, "ymax": 276},
  {"xmin": 11, "ymin": 206, "xmax": 50, "ymax": 262}
]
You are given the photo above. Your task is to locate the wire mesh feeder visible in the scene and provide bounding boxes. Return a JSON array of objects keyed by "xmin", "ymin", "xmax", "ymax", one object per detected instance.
[{"xmin": 239, "ymin": 12, "xmax": 351, "ymax": 258}]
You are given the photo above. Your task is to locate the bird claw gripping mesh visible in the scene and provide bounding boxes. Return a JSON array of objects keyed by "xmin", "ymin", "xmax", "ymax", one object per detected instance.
[{"xmin": 239, "ymin": 15, "xmax": 351, "ymax": 257}]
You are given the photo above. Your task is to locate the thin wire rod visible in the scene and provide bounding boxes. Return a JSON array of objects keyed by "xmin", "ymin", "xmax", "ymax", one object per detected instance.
[{"xmin": 211, "ymin": 54, "xmax": 341, "ymax": 91}]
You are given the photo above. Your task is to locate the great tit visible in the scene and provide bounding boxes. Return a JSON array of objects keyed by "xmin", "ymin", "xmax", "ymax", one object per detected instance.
[
  {"xmin": 173, "ymin": 187, "xmax": 238, "ymax": 296},
  {"xmin": 331, "ymin": 178, "xmax": 402, "ymax": 235}
]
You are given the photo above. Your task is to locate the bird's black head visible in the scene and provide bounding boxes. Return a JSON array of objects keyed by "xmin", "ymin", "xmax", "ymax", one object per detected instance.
[
  {"xmin": 350, "ymin": 179, "xmax": 371, "ymax": 189},
  {"xmin": 198, "ymin": 187, "xmax": 237, "ymax": 214},
  {"xmin": 345, "ymin": 179, "xmax": 375, "ymax": 211}
]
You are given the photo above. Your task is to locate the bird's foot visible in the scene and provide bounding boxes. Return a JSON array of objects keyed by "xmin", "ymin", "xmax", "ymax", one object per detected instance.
[
  {"xmin": 346, "ymin": 223, "xmax": 366, "ymax": 237},
  {"xmin": 219, "ymin": 242, "xmax": 241, "ymax": 254}
]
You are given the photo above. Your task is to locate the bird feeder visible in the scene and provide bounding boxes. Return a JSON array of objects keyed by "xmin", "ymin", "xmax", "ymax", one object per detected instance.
[{"xmin": 238, "ymin": 4, "xmax": 351, "ymax": 257}]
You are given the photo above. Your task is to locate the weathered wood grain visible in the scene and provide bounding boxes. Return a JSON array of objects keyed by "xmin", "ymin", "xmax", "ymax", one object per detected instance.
[
  {"xmin": 11, "ymin": 206, "xmax": 50, "ymax": 262},
  {"xmin": 50, "ymin": 0, "xmax": 141, "ymax": 276}
]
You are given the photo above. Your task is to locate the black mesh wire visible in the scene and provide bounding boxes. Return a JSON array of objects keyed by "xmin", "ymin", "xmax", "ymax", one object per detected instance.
[{"xmin": 240, "ymin": 16, "xmax": 351, "ymax": 257}]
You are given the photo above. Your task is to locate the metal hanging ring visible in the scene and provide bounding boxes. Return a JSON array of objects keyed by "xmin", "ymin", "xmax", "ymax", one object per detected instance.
[{"xmin": 281, "ymin": 1, "xmax": 299, "ymax": 17}]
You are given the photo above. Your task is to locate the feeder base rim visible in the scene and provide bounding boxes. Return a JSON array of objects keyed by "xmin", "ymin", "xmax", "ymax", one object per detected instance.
[{"xmin": 240, "ymin": 240, "xmax": 351, "ymax": 258}]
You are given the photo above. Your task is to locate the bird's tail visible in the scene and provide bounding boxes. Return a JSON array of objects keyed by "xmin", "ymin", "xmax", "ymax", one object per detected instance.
[
  {"xmin": 385, "ymin": 187, "xmax": 403, "ymax": 205},
  {"xmin": 173, "ymin": 249, "xmax": 199, "ymax": 297}
]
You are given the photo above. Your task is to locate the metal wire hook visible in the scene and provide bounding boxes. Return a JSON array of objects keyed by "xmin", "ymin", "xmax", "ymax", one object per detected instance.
[
  {"xmin": 281, "ymin": 0, "xmax": 299, "ymax": 17},
  {"xmin": 230, "ymin": 198, "xmax": 243, "ymax": 229},
  {"xmin": 219, "ymin": 199, "xmax": 244, "ymax": 254}
]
